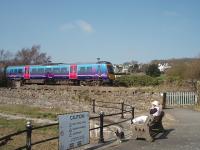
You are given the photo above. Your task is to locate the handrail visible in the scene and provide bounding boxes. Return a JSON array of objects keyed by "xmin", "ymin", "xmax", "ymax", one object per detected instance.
[
  {"xmin": 0, "ymin": 129, "xmax": 27, "ymax": 141},
  {"xmin": 89, "ymin": 126, "xmax": 100, "ymax": 131},
  {"xmin": 0, "ymin": 99, "xmax": 134, "ymax": 150},
  {"xmin": 104, "ymin": 112, "xmax": 122, "ymax": 117},
  {"xmin": 123, "ymin": 110, "xmax": 132, "ymax": 113},
  {"xmin": 104, "ymin": 118, "xmax": 132, "ymax": 128},
  {"xmin": 124, "ymin": 103, "xmax": 133, "ymax": 107},
  {"xmin": 32, "ymin": 123, "xmax": 58, "ymax": 131},
  {"xmin": 31, "ymin": 136, "xmax": 59, "ymax": 146},
  {"xmin": 15, "ymin": 136, "xmax": 59, "ymax": 150},
  {"xmin": 96, "ymin": 100, "xmax": 121, "ymax": 105},
  {"xmin": 95, "ymin": 105, "xmax": 121, "ymax": 110},
  {"xmin": 89, "ymin": 116, "xmax": 99, "ymax": 120}
]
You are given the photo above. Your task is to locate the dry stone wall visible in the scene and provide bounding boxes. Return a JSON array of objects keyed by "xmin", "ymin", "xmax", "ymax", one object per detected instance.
[{"xmin": 0, "ymin": 85, "xmax": 166, "ymax": 115}]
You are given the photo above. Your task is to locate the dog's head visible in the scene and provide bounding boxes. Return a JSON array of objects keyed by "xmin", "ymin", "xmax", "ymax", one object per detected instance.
[{"xmin": 115, "ymin": 130, "xmax": 119, "ymax": 136}]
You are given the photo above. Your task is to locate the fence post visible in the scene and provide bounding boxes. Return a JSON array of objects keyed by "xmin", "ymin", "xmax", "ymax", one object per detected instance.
[
  {"xmin": 162, "ymin": 92, "xmax": 167, "ymax": 109},
  {"xmin": 131, "ymin": 106, "xmax": 134, "ymax": 124},
  {"xmin": 93, "ymin": 99, "xmax": 95, "ymax": 113},
  {"xmin": 98, "ymin": 111, "xmax": 104, "ymax": 143},
  {"xmin": 26, "ymin": 121, "xmax": 32, "ymax": 150},
  {"xmin": 121, "ymin": 102, "xmax": 124, "ymax": 119}
]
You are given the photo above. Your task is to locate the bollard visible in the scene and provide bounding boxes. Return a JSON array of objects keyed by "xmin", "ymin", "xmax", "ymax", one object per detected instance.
[
  {"xmin": 121, "ymin": 102, "xmax": 124, "ymax": 119},
  {"xmin": 98, "ymin": 111, "xmax": 104, "ymax": 143},
  {"xmin": 92, "ymin": 99, "xmax": 95, "ymax": 113},
  {"xmin": 26, "ymin": 121, "xmax": 32, "ymax": 150},
  {"xmin": 131, "ymin": 107, "xmax": 135, "ymax": 124}
]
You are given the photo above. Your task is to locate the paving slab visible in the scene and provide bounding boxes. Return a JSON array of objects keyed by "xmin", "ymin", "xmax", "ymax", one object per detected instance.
[{"xmin": 97, "ymin": 108, "xmax": 200, "ymax": 150}]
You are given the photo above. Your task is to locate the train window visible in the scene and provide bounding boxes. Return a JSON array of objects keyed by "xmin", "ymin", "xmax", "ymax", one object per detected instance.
[
  {"xmin": 79, "ymin": 67, "xmax": 86, "ymax": 74},
  {"xmin": 38, "ymin": 68, "xmax": 44, "ymax": 74},
  {"xmin": 107, "ymin": 65, "xmax": 114, "ymax": 74},
  {"xmin": 45, "ymin": 68, "xmax": 52, "ymax": 73},
  {"xmin": 61, "ymin": 68, "xmax": 68, "ymax": 74},
  {"xmin": 10, "ymin": 69, "xmax": 13, "ymax": 74},
  {"xmin": 53, "ymin": 68, "xmax": 60, "ymax": 74},
  {"xmin": 86, "ymin": 67, "xmax": 92, "ymax": 74},
  {"xmin": 97, "ymin": 65, "xmax": 101, "ymax": 74},
  {"xmin": 31, "ymin": 68, "xmax": 37, "ymax": 74},
  {"xmin": 14, "ymin": 69, "xmax": 18, "ymax": 74},
  {"xmin": 6, "ymin": 69, "xmax": 9, "ymax": 74},
  {"xmin": 18, "ymin": 69, "xmax": 23, "ymax": 74}
]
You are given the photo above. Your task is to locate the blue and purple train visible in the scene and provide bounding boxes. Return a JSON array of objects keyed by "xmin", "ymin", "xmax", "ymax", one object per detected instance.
[{"xmin": 5, "ymin": 61, "xmax": 115, "ymax": 86}]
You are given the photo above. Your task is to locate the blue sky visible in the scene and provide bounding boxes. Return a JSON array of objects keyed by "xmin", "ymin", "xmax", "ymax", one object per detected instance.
[{"xmin": 0, "ymin": 0, "xmax": 200, "ymax": 64}]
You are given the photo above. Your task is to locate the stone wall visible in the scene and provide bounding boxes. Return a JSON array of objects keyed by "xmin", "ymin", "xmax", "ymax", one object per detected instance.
[{"xmin": 0, "ymin": 85, "xmax": 166, "ymax": 115}]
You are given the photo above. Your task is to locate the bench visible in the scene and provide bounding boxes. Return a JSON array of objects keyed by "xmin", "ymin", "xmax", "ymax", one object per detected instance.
[{"xmin": 131, "ymin": 111, "xmax": 165, "ymax": 142}]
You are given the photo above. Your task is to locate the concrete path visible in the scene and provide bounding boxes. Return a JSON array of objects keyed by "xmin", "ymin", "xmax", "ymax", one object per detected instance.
[{"xmin": 102, "ymin": 108, "xmax": 200, "ymax": 150}]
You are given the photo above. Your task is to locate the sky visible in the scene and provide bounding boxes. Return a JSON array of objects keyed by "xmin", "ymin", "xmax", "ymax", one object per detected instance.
[{"xmin": 0, "ymin": 0, "xmax": 200, "ymax": 64}]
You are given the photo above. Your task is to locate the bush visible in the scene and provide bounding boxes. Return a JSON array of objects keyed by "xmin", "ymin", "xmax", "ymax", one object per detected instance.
[
  {"xmin": 114, "ymin": 74, "xmax": 163, "ymax": 87},
  {"xmin": 145, "ymin": 64, "xmax": 161, "ymax": 77}
]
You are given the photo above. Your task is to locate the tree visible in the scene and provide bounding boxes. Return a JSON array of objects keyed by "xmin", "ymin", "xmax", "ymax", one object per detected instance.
[
  {"xmin": 15, "ymin": 45, "xmax": 51, "ymax": 65},
  {"xmin": 128, "ymin": 63, "xmax": 139, "ymax": 73},
  {"xmin": 133, "ymin": 64, "xmax": 139, "ymax": 72},
  {"xmin": 145, "ymin": 64, "xmax": 161, "ymax": 77},
  {"xmin": 0, "ymin": 49, "xmax": 13, "ymax": 66}
]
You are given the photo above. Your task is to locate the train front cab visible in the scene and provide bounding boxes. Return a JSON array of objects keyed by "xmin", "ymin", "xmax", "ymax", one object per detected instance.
[
  {"xmin": 97, "ymin": 61, "xmax": 115, "ymax": 85},
  {"xmin": 106, "ymin": 63, "xmax": 115, "ymax": 85},
  {"xmin": 6, "ymin": 66, "xmax": 25, "ymax": 87}
]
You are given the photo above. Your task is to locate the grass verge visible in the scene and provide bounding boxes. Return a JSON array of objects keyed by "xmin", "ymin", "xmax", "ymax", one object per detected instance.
[{"xmin": 0, "ymin": 104, "xmax": 65, "ymax": 120}]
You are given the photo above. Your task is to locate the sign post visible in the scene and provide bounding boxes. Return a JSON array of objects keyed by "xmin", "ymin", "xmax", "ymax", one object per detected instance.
[{"xmin": 59, "ymin": 112, "xmax": 89, "ymax": 150}]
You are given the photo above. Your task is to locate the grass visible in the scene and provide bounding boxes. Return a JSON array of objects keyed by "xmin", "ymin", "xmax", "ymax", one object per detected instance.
[
  {"xmin": 194, "ymin": 104, "xmax": 200, "ymax": 111},
  {"xmin": 0, "ymin": 117, "xmax": 58, "ymax": 150},
  {"xmin": 0, "ymin": 104, "xmax": 62, "ymax": 149},
  {"xmin": 0, "ymin": 104, "xmax": 65, "ymax": 120},
  {"xmin": 0, "ymin": 117, "xmax": 58, "ymax": 135},
  {"xmin": 0, "ymin": 117, "xmax": 27, "ymax": 134}
]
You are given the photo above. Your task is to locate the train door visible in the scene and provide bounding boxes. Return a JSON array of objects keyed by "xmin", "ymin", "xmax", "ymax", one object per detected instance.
[
  {"xmin": 69, "ymin": 64, "xmax": 77, "ymax": 79},
  {"xmin": 97, "ymin": 65, "xmax": 101, "ymax": 77},
  {"xmin": 24, "ymin": 66, "xmax": 30, "ymax": 79}
]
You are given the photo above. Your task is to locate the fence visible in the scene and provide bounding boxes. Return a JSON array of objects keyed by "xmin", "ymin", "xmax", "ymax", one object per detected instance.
[
  {"xmin": 0, "ymin": 100, "xmax": 134, "ymax": 150},
  {"xmin": 165, "ymin": 92, "xmax": 198, "ymax": 107}
]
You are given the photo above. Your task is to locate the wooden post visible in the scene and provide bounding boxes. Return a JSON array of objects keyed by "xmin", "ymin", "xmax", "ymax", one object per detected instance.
[
  {"xmin": 26, "ymin": 121, "xmax": 32, "ymax": 150},
  {"xmin": 92, "ymin": 99, "xmax": 95, "ymax": 113},
  {"xmin": 162, "ymin": 93, "xmax": 167, "ymax": 109},
  {"xmin": 131, "ymin": 107, "xmax": 134, "ymax": 124},
  {"xmin": 98, "ymin": 111, "xmax": 104, "ymax": 143},
  {"xmin": 121, "ymin": 102, "xmax": 124, "ymax": 119}
]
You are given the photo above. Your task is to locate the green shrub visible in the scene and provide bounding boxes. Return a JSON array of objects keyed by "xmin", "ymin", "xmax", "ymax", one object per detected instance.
[
  {"xmin": 145, "ymin": 64, "xmax": 161, "ymax": 77},
  {"xmin": 114, "ymin": 74, "xmax": 163, "ymax": 87}
]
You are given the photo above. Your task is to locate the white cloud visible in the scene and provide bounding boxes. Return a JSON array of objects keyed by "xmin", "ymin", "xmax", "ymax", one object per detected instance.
[
  {"xmin": 163, "ymin": 11, "xmax": 180, "ymax": 17},
  {"xmin": 76, "ymin": 20, "xmax": 94, "ymax": 33},
  {"xmin": 60, "ymin": 23, "xmax": 76, "ymax": 31},
  {"xmin": 60, "ymin": 20, "xmax": 94, "ymax": 33}
]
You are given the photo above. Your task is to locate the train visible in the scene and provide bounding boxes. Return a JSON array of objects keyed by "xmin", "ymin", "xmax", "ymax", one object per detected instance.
[{"xmin": 4, "ymin": 61, "xmax": 115, "ymax": 87}]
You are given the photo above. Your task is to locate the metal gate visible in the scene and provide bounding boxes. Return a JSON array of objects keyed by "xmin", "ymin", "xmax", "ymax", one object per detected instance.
[{"xmin": 166, "ymin": 92, "xmax": 198, "ymax": 106}]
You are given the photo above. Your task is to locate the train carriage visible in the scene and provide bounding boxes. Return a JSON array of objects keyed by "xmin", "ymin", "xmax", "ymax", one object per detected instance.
[
  {"xmin": 6, "ymin": 66, "xmax": 24, "ymax": 80},
  {"xmin": 5, "ymin": 61, "xmax": 115, "ymax": 86}
]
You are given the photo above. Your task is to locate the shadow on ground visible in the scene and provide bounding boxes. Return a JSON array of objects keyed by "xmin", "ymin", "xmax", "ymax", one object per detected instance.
[{"xmin": 154, "ymin": 128, "xmax": 175, "ymax": 140}]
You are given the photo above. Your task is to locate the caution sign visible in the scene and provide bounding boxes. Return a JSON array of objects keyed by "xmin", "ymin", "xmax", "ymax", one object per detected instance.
[{"xmin": 59, "ymin": 112, "xmax": 89, "ymax": 150}]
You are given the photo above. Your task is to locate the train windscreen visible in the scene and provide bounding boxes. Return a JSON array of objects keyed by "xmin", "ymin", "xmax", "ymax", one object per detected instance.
[{"xmin": 107, "ymin": 64, "xmax": 114, "ymax": 74}]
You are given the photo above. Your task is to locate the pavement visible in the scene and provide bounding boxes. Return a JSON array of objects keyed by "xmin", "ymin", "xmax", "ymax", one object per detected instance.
[{"xmin": 92, "ymin": 108, "xmax": 200, "ymax": 150}]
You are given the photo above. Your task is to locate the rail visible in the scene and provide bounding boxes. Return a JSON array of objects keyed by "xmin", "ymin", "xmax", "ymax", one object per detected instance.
[{"xmin": 0, "ymin": 99, "xmax": 134, "ymax": 150}]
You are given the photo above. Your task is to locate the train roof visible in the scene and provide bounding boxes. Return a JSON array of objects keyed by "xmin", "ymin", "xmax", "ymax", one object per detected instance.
[
  {"xmin": 6, "ymin": 61, "xmax": 113, "ymax": 68},
  {"xmin": 97, "ymin": 61, "xmax": 112, "ymax": 64}
]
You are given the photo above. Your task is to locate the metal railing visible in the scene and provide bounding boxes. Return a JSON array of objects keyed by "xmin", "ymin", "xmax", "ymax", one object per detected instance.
[
  {"xmin": 0, "ymin": 99, "xmax": 134, "ymax": 150},
  {"xmin": 166, "ymin": 92, "xmax": 198, "ymax": 106}
]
